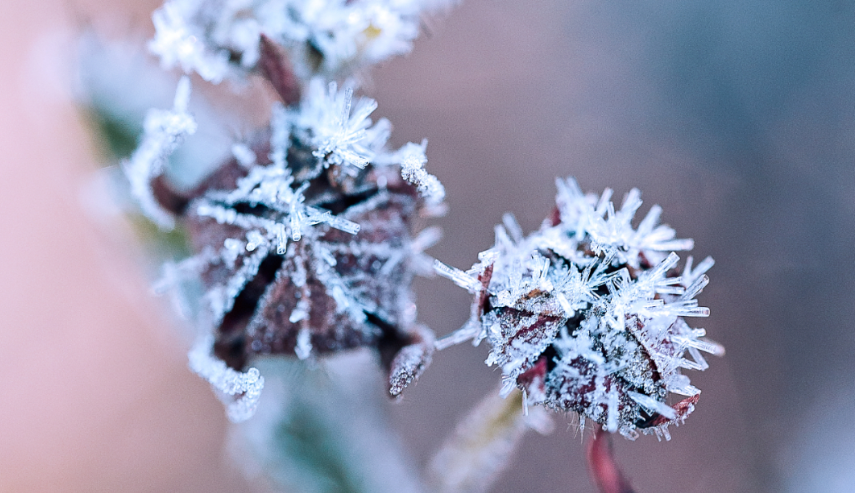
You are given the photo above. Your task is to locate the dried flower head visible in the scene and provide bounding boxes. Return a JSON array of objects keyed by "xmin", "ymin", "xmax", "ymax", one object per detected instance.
[
  {"xmin": 149, "ymin": 0, "xmax": 456, "ymax": 83},
  {"xmin": 435, "ymin": 178, "xmax": 724, "ymax": 440},
  {"xmin": 128, "ymin": 77, "xmax": 444, "ymax": 420}
]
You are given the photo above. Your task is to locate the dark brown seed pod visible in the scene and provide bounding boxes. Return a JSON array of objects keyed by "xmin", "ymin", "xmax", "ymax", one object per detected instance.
[{"xmin": 141, "ymin": 80, "xmax": 445, "ymax": 419}]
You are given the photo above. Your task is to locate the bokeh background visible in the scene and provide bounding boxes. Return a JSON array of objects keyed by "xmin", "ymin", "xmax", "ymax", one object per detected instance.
[{"xmin": 2, "ymin": 0, "xmax": 854, "ymax": 492}]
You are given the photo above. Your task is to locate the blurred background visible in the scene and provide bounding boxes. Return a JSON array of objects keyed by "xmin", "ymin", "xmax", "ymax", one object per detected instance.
[{"xmin": 2, "ymin": 0, "xmax": 854, "ymax": 492}]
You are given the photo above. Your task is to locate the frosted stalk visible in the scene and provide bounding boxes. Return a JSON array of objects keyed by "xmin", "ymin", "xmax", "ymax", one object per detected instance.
[
  {"xmin": 435, "ymin": 321, "xmax": 481, "ymax": 350},
  {"xmin": 397, "ymin": 140, "xmax": 445, "ymax": 204},
  {"xmin": 123, "ymin": 76, "xmax": 197, "ymax": 229}
]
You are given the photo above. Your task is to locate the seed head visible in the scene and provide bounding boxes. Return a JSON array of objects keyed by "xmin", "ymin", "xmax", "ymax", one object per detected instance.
[
  {"xmin": 134, "ymin": 78, "xmax": 443, "ymax": 420},
  {"xmin": 436, "ymin": 178, "xmax": 723, "ymax": 440}
]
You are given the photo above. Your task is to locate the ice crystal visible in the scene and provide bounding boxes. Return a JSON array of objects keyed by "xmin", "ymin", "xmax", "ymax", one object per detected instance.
[
  {"xmin": 435, "ymin": 177, "xmax": 724, "ymax": 440},
  {"xmin": 133, "ymin": 78, "xmax": 444, "ymax": 420},
  {"xmin": 292, "ymin": 78, "xmax": 384, "ymax": 171},
  {"xmin": 149, "ymin": 0, "xmax": 456, "ymax": 82}
]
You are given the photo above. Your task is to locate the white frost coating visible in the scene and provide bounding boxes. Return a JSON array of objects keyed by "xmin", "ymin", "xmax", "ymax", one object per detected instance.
[
  {"xmin": 148, "ymin": 0, "xmax": 457, "ymax": 81},
  {"xmin": 412, "ymin": 226, "xmax": 442, "ymax": 255},
  {"xmin": 128, "ymin": 0, "xmax": 451, "ymax": 427},
  {"xmin": 436, "ymin": 177, "xmax": 722, "ymax": 439},
  {"xmin": 188, "ymin": 337, "xmax": 265, "ymax": 422},
  {"xmin": 395, "ymin": 140, "xmax": 445, "ymax": 205},
  {"xmin": 271, "ymin": 79, "xmax": 446, "ymax": 193},
  {"xmin": 191, "ymin": 167, "xmax": 368, "ymax": 327},
  {"xmin": 149, "ymin": 1, "xmax": 231, "ymax": 83},
  {"xmin": 554, "ymin": 177, "xmax": 694, "ymax": 268},
  {"xmin": 231, "ymin": 143, "xmax": 257, "ymax": 167},
  {"xmin": 628, "ymin": 391, "xmax": 677, "ymax": 420},
  {"xmin": 123, "ymin": 76, "xmax": 197, "ymax": 229},
  {"xmin": 206, "ymin": 243, "xmax": 271, "ymax": 324},
  {"xmin": 605, "ymin": 390, "xmax": 619, "ymax": 432},
  {"xmin": 681, "ymin": 255, "xmax": 715, "ymax": 288},
  {"xmin": 435, "ymin": 320, "xmax": 481, "ymax": 350}
]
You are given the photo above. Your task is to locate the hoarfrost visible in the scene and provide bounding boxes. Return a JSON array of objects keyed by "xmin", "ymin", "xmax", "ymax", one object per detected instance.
[
  {"xmin": 125, "ymin": 0, "xmax": 450, "ymax": 419},
  {"xmin": 148, "ymin": 0, "xmax": 458, "ymax": 81},
  {"xmin": 296, "ymin": 79, "xmax": 379, "ymax": 169},
  {"xmin": 188, "ymin": 337, "xmax": 264, "ymax": 422},
  {"xmin": 395, "ymin": 140, "xmax": 446, "ymax": 205},
  {"xmin": 435, "ymin": 177, "xmax": 723, "ymax": 439},
  {"xmin": 149, "ymin": 1, "xmax": 231, "ymax": 83},
  {"xmin": 122, "ymin": 76, "xmax": 196, "ymax": 229}
]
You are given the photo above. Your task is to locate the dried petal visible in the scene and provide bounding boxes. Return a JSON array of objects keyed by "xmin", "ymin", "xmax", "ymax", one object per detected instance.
[{"xmin": 258, "ymin": 35, "xmax": 301, "ymax": 105}]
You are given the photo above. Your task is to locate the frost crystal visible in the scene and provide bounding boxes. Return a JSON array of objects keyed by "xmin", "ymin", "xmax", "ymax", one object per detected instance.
[
  {"xmin": 292, "ymin": 78, "xmax": 384, "ymax": 170},
  {"xmin": 148, "ymin": 0, "xmax": 456, "ymax": 82},
  {"xmin": 436, "ymin": 178, "xmax": 724, "ymax": 440}
]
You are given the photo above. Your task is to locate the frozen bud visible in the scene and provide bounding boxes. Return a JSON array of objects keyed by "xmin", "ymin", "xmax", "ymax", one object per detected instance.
[
  {"xmin": 145, "ymin": 85, "xmax": 446, "ymax": 413},
  {"xmin": 436, "ymin": 177, "xmax": 723, "ymax": 440}
]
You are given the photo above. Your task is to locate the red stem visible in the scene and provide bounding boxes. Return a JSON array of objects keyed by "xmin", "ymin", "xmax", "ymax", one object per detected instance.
[{"xmin": 585, "ymin": 426, "xmax": 636, "ymax": 493}]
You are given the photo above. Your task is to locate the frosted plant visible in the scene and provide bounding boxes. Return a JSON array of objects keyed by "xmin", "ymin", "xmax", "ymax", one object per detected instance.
[
  {"xmin": 86, "ymin": 0, "xmax": 729, "ymax": 489},
  {"xmin": 149, "ymin": 0, "xmax": 456, "ymax": 83},
  {"xmin": 435, "ymin": 177, "xmax": 724, "ymax": 441},
  {"xmin": 116, "ymin": 0, "xmax": 451, "ymax": 427}
]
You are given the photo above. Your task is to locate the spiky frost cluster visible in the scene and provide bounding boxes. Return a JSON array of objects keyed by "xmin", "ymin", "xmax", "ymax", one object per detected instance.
[
  {"xmin": 149, "ymin": 0, "xmax": 454, "ymax": 83},
  {"xmin": 436, "ymin": 178, "xmax": 723, "ymax": 440}
]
